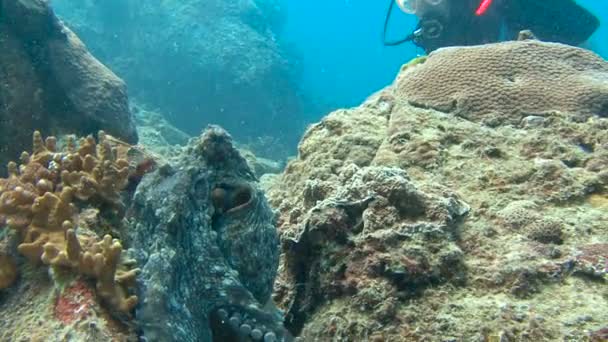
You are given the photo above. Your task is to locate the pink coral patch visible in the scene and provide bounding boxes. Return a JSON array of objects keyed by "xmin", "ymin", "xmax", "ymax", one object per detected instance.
[
  {"xmin": 577, "ymin": 243, "xmax": 608, "ymax": 272},
  {"xmin": 54, "ymin": 280, "xmax": 95, "ymax": 324}
]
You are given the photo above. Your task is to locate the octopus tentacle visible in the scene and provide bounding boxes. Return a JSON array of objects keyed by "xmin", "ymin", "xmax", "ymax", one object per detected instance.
[{"xmin": 210, "ymin": 305, "xmax": 293, "ymax": 342}]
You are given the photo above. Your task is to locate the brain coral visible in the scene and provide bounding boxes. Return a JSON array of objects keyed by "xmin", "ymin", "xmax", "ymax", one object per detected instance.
[{"xmin": 396, "ymin": 40, "xmax": 608, "ymax": 124}]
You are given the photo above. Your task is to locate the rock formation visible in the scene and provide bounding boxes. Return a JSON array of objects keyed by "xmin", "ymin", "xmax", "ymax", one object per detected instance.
[
  {"xmin": 266, "ymin": 40, "xmax": 608, "ymax": 341},
  {"xmin": 52, "ymin": 0, "xmax": 303, "ymax": 157},
  {"xmin": 0, "ymin": 127, "xmax": 289, "ymax": 341},
  {"xmin": 0, "ymin": 0, "xmax": 138, "ymax": 175}
]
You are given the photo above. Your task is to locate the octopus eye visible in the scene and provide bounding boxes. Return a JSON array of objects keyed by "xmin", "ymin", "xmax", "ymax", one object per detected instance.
[
  {"xmin": 211, "ymin": 183, "xmax": 253, "ymax": 213},
  {"xmin": 230, "ymin": 185, "xmax": 252, "ymax": 210}
]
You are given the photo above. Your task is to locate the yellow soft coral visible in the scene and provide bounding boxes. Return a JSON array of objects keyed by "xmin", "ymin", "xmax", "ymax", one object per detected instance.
[
  {"xmin": 0, "ymin": 131, "xmax": 138, "ymax": 312},
  {"xmin": 0, "ymin": 252, "xmax": 17, "ymax": 289},
  {"xmin": 42, "ymin": 224, "xmax": 138, "ymax": 312}
]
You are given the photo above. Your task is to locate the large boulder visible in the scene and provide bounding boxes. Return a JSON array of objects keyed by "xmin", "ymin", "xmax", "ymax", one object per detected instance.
[
  {"xmin": 0, "ymin": 0, "xmax": 137, "ymax": 174},
  {"xmin": 51, "ymin": 0, "xmax": 304, "ymax": 157},
  {"xmin": 266, "ymin": 40, "xmax": 608, "ymax": 340}
]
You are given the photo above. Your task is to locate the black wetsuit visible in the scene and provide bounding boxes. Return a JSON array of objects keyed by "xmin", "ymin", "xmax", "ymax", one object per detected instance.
[{"xmin": 412, "ymin": 0, "xmax": 600, "ymax": 53}]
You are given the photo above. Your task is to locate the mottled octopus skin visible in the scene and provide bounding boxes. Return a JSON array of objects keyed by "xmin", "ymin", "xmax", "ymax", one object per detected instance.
[{"xmin": 127, "ymin": 126, "xmax": 286, "ymax": 341}]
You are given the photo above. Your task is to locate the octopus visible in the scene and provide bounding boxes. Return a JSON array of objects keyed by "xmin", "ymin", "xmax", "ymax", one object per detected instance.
[{"xmin": 127, "ymin": 126, "xmax": 291, "ymax": 341}]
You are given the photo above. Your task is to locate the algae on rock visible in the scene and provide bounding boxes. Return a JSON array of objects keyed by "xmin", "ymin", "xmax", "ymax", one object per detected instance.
[
  {"xmin": 0, "ymin": 0, "xmax": 138, "ymax": 174},
  {"xmin": 266, "ymin": 40, "xmax": 608, "ymax": 341}
]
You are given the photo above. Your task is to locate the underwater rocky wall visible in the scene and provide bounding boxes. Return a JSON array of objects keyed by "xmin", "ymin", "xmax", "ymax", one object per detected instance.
[
  {"xmin": 51, "ymin": 0, "xmax": 305, "ymax": 159},
  {"xmin": 265, "ymin": 40, "xmax": 608, "ymax": 341},
  {"xmin": 1, "ymin": 24, "xmax": 608, "ymax": 340},
  {"xmin": 0, "ymin": 0, "xmax": 137, "ymax": 175}
]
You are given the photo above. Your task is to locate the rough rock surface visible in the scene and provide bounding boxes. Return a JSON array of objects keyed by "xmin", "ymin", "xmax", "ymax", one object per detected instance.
[
  {"xmin": 0, "ymin": 267, "xmax": 136, "ymax": 341},
  {"xmin": 133, "ymin": 106, "xmax": 285, "ymax": 177},
  {"xmin": 132, "ymin": 106, "xmax": 191, "ymax": 158},
  {"xmin": 266, "ymin": 41, "xmax": 608, "ymax": 341},
  {"xmin": 0, "ymin": 0, "xmax": 138, "ymax": 174},
  {"xmin": 127, "ymin": 126, "xmax": 290, "ymax": 341},
  {"xmin": 51, "ymin": 0, "xmax": 303, "ymax": 156}
]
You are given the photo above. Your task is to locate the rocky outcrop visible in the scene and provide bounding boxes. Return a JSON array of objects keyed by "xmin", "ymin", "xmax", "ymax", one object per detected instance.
[
  {"xmin": 133, "ymin": 105, "xmax": 285, "ymax": 177},
  {"xmin": 52, "ymin": 0, "xmax": 303, "ymax": 157},
  {"xmin": 266, "ymin": 40, "xmax": 608, "ymax": 341},
  {"xmin": 0, "ymin": 0, "xmax": 138, "ymax": 174}
]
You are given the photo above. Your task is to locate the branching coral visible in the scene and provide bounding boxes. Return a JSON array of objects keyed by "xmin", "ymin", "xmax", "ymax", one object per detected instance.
[{"xmin": 0, "ymin": 131, "xmax": 137, "ymax": 312}]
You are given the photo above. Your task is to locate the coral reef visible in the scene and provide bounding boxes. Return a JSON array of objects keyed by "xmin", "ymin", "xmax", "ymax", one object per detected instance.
[
  {"xmin": 0, "ymin": 267, "xmax": 135, "ymax": 341},
  {"xmin": 266, "ymin": 40, "xmax": 608, "ymax": 340},
  {"xmin": 397, "ymin": 40, "xmax": 608, "ymax": 125},
  {"xmin": 0, "ymin": 131, "xmax": 138, "ymax": 313},
  {"xmin": 274, "ymin": 166, "xmax": 469, "ymax": 340},
  {"xmin": 127, "ymin": 126, "xmax": 290, "ymax": 341},
  {"xmin": 52, "ymin": 0, "xmax": 304, "ymax": 156},
  {"xmin": 133, "ymin": 105, "xmax": 285, "ymax": 177},
  {"xmin": 133, "ymin": 105, "xmax": 191, "ymax": 152},
  {"xmin": 240, "ymin": 148, "xmax": 285, "ymax": 177},
  {"xmin": 0, "ymin": 0, "xmax": 137, "ymax": 175}
]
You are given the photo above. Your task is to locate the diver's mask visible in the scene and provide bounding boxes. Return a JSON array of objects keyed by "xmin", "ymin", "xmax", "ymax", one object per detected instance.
[
  {"xmin": 415, "ymin": 18, "xmax": 443, "ymax": 39},
  {"xmin": 395, "ymin": 0, "xmax": 447, "ymax": 16},
  {"xmin": 383, "ymin": 0, "xmax": 447, "ymax": 49}
]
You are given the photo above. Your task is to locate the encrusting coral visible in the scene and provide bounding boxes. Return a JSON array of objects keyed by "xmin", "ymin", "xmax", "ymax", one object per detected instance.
[
  {"xmin": 397, "ymin": 40, "xmax": 608, "ymax": 124},
  {"xmin": 0, "ymin": 131, "xmax": 138, "ymax": 312}
]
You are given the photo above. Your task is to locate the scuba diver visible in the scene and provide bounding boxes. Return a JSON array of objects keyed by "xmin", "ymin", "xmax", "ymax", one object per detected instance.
[{"xmin": 383, "ymin": 0, "xmax": 600, "ymax": 53}]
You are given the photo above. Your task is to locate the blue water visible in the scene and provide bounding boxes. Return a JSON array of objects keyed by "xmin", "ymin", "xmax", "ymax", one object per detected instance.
[
  {"xmin": 50, "ymin": 0, "xmax": 607, "ymax": 157},
  {"xmin": 280, "ymin": 0, "xmax": 607, "ymax": 121},
  {"xmin": 579, "ymin": 1, "xmax": 608, "ymax": 56},
  {"xmin": 279, "ymin": 0, "xmax": 419, "ymax": 113}
]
